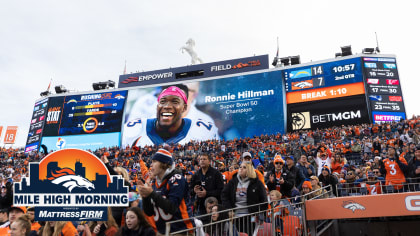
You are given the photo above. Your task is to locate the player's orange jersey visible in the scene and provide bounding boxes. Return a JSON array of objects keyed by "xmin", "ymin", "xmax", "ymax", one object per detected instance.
[{"xmin": 383, "ymin": 157, "xmax": 407, "ymax": 187}]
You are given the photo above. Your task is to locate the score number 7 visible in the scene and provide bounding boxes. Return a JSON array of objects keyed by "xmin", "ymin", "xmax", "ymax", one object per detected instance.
[{"xmin": 313, "ymin": 77, "xmax": 324, "ymax": 87}]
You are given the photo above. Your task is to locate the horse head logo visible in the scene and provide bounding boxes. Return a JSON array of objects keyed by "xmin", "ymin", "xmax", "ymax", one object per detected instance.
[
  {"xmin": 48, "ymin": 168, "xmax": 95, "ymax": 192},
  {"xmin": 342, "ymin": 200, "xmax": 366, "ymax": 213}
]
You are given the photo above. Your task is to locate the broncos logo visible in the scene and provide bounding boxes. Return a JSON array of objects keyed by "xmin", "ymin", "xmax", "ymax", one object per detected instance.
[
  {"xmin": 342, "ymin": 200, "xmax": 366, "ymax": 213},
  {"xmin": 293, "ymin": 81, "xmax": 313, "ymax": 89},
  {"xmin": 48, "ymin": 168, "xmax": 95, "ymax": 193}
]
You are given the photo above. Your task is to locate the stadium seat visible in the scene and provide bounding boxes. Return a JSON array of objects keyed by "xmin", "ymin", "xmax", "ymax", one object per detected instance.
[
  {"xmin": 283, "ymin": 215, "xmax": 302, "ymax": 236},
  {"xmin": 255, "ymin": 222, "xmax": 272, "ymax": 236}
]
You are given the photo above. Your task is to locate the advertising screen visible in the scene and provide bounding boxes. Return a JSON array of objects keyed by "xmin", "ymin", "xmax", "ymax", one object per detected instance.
[
  {"xmin": 287, "ymin": 95, "xmax": 370, "ymax": 131},
  {"xmin": 362, "ymin": 57, "xmax": 406, "ymax": 123},
  {"xmin": 25, "ymin": 98, "xmax": 49, "ymax": 152},
  {"xmin": 122, "ymin": 70, "xmax": 286, "ymax": 147},
  {"xmin": 40, "ymin": 91, "xmax": 127, "ymax": 151},
  {"xmin": 119, "ymin": 55, "xmax": 269, "ymax": 88}
]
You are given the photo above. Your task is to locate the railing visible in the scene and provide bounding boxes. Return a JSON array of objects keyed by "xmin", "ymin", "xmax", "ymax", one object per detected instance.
[
  {"xmin": 336, "ymin": 177, "xmax": 420, "ymax": 197},
  {"xmin": 164, "ymin": 185, "xmax": 332, "ymax": 236}
]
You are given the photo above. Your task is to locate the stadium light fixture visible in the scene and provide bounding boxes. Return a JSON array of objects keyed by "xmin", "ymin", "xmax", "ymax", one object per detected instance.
[
  {"xmin": 272, "ymin": 57, "xmax": 278, "ymax": 67},
  {"xmin": 40, "ymin": 91, "xmax": 50, "ymax": 97},
  {"xmin": 340, "ymin": 45, "xmax": 352, "ymax": 56},
  {"xmin": 92, "ymin": 80, "xmax": 116, "ymax": 91},
  {"xmin": 55, "ymin": 85, "xmax": 68, "ymax": 94},
  {"xmin": 362, "ymin": 48, "xmax": 375, "ymax": 54},
  {"xmin": 280, "ymin": 57, "xmax": 290, "ymax": 66},
  {"xmin": 290, "ymin": 56, "xmax": 300, "ymax": 65}
]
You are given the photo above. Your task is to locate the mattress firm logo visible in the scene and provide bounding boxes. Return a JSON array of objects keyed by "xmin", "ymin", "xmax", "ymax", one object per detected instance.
[
  {"xmin": 13, "ymin": 149, "xmax": 129, "ymax": 221},
  {"xmin": 312, "ymin": 110, "xmax": 361, "ymax": 124},
  {"xmin": 291, "ymin": 112, "xmax": 311, "ymax": 130}
]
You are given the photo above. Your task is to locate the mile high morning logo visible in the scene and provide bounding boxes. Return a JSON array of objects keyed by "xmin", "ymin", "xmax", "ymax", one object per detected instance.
[{"xmin": 13, "ymin": 149, "xmax": 129, "ymax": 221}]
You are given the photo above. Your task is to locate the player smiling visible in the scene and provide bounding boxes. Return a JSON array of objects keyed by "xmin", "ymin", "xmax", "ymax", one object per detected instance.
[{"xmin": 122, "ymin": 85, "xmax": 218, "ymax": 147}]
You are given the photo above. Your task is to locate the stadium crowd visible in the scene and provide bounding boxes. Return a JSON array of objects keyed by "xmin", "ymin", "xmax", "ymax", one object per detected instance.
[{"xmin": 0, "ymin": 116, "xmax": 419, "ymax": 235}]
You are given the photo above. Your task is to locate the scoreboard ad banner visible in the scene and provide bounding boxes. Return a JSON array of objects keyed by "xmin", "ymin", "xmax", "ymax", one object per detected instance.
[
  {"xmin": 363, "ymin": 57, "xmax": 399, "ymax": 79},
  {"xmin": 25, "ymin": 98, "xmax": 48, "ymax": 152},
  {"xmin": 41, "ymin": 91, "xmax": 127, "ymax": 151},
  {"xmin": 362, "ymin": 57, "xmax": 406, "ymax": 123},
  {"xmin": 284, "ymin": 57, "xmax": 363, "ymax": 92},
  {"xmin": 123, "ymin": 70, "xmax": 286, "ymax": 143},
  {"xmin": 366, "ymin": 78, "xmax": 402, "ymax": 95},
  {"xmin": 118, "ymin": 55, "xmax": 269, "ymax": 88},
  {"xmin": 287, "ymin": 95, "xmax": 370, "ymax": 131}
]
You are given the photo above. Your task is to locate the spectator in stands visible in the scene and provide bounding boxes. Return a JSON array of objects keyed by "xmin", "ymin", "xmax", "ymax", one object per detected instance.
[
  {"xmin": 405, "ymin": 142, "xmax": 417, "ymax": 163},
  {"xmin": 318, "ymin": 166, "xmax": 338, "ymax": 196},
  {"xmin": 191, "ymin": 153, "xmax": 224, "ymax": 216},
  {"xmin": 296, "ymin": 155, "xmax": 315, "ymax": 179},
  {"xmin": 310, "ymin": 176, "xmax": 327, "ymax": 199},
  {"xmin": 221, "ymin": 162, "xmax": 267, "ymax": 236},
  {"xmin": 284, "ymin": 156, "xmax": 304, "ymax": 190},
  {"xmin": 115, "ymin": 207, "xmax": 154, "ymax": 236},
  {"xmin": 351, "ymin": 138, "xmax": 362, "ymax": 154},
  {"xmin": 268, "ymin": 190, "xmax": 289, "ymax": 235},
  {"xmin": 379, "ymin": 146, "xmax": 408, "ymax": 191},
  {"xmin": 241, "ymin": 152, "xmax": 266, "ymax": 186},
  {"xmin": 42, "ymin": 221, "xmax": 78, "ymax": 236},
  {"xmin": 208, "ymin": 205, "xmax": 238, "ymax": 236},
  {"xmin": 0, "ymin": 183, "xmax": 13, "ymax": 210},
  {"xmin": 330, "ymin": 153, "xmax": 346, "ymax": 175},
  {"xmin": 315, "ymin": 153, "xmax": 331, "ymax": 176},
  {"xmin": 25, "ymin": 207, "xmax": 41, "ymax": 233},
  {"xmin": 9, "ymin": 215, "xmax": 31, "ymax": 236},
  {"xmin": 0, "ymin": 208, "xmax": 8, "ymax": 228},
  {"xmin": 138, "ymin": 149, "xmax": 194, "ymax": 235},
  {"xmin": 359, "ymin": 171, "xmax": 383, "ymax": 195},
  {"xmin": 266, "ymin": 155, "xmax": 293, "ymax": 197},
  {"xmin": 0, "ymin": 206, "xmax": 26, "ymax": 235},
  {"xmin": 408, "ymin": 145, "xmax": 420, "ymax": 189}
]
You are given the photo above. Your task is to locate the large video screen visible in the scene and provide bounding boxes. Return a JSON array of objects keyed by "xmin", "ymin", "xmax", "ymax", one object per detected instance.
[
  {"xmin": 122, "ymin": 70, "xmax": 286, "ymax": 147},
  {"xmin": 40, "ymin": 91, "xmax": 127, "ymax": 151}
]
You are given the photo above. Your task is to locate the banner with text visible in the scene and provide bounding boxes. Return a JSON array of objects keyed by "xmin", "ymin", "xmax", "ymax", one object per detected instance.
[{"xmin": 4, "ymin": 126, "xmax": 18, "ymax": 144}]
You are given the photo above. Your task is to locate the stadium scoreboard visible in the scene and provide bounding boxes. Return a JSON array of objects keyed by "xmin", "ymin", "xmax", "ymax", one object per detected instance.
[{"xmin": 285, "ymin": 54, "xmax": 406, "ymax": 131}]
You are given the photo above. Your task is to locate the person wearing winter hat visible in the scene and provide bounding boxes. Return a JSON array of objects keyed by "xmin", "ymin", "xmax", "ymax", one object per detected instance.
[
  {"xmin": 318, "ymin": 165, "xmax": 338, "ymax": 196},
  {"xmin": 266, "ymin": 155, "xmax": 294, "ymax": 197},
  {"xmin": 138, "ymin": 148, "xmax": 195, "ymax": 235}
]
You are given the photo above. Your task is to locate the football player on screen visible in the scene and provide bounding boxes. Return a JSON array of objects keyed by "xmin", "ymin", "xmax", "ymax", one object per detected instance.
[{"xmin": 122, "ymin": 85, "xmax": 219, "ymax": 147}]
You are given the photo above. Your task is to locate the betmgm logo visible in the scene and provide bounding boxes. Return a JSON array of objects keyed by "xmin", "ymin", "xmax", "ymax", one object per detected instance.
[{"xmin": 291, "ymin": 112, "xmax": 311, "ymax": 130}]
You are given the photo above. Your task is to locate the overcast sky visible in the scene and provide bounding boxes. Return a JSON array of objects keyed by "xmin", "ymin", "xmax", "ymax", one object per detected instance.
[{"xmin": 1, "ymin": 0, "xmax": 419, "ymax": 147}]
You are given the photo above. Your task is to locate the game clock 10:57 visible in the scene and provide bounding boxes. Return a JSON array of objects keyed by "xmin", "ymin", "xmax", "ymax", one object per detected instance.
[{"xmin": 331, "ymin": 63, "xmax": 356, "ymax": 73}]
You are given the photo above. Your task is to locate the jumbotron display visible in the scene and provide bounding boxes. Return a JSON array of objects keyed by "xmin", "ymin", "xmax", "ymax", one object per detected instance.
[{"xmin": 24, "ymin": 54, "xmax": 406, "ymax": 152}]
